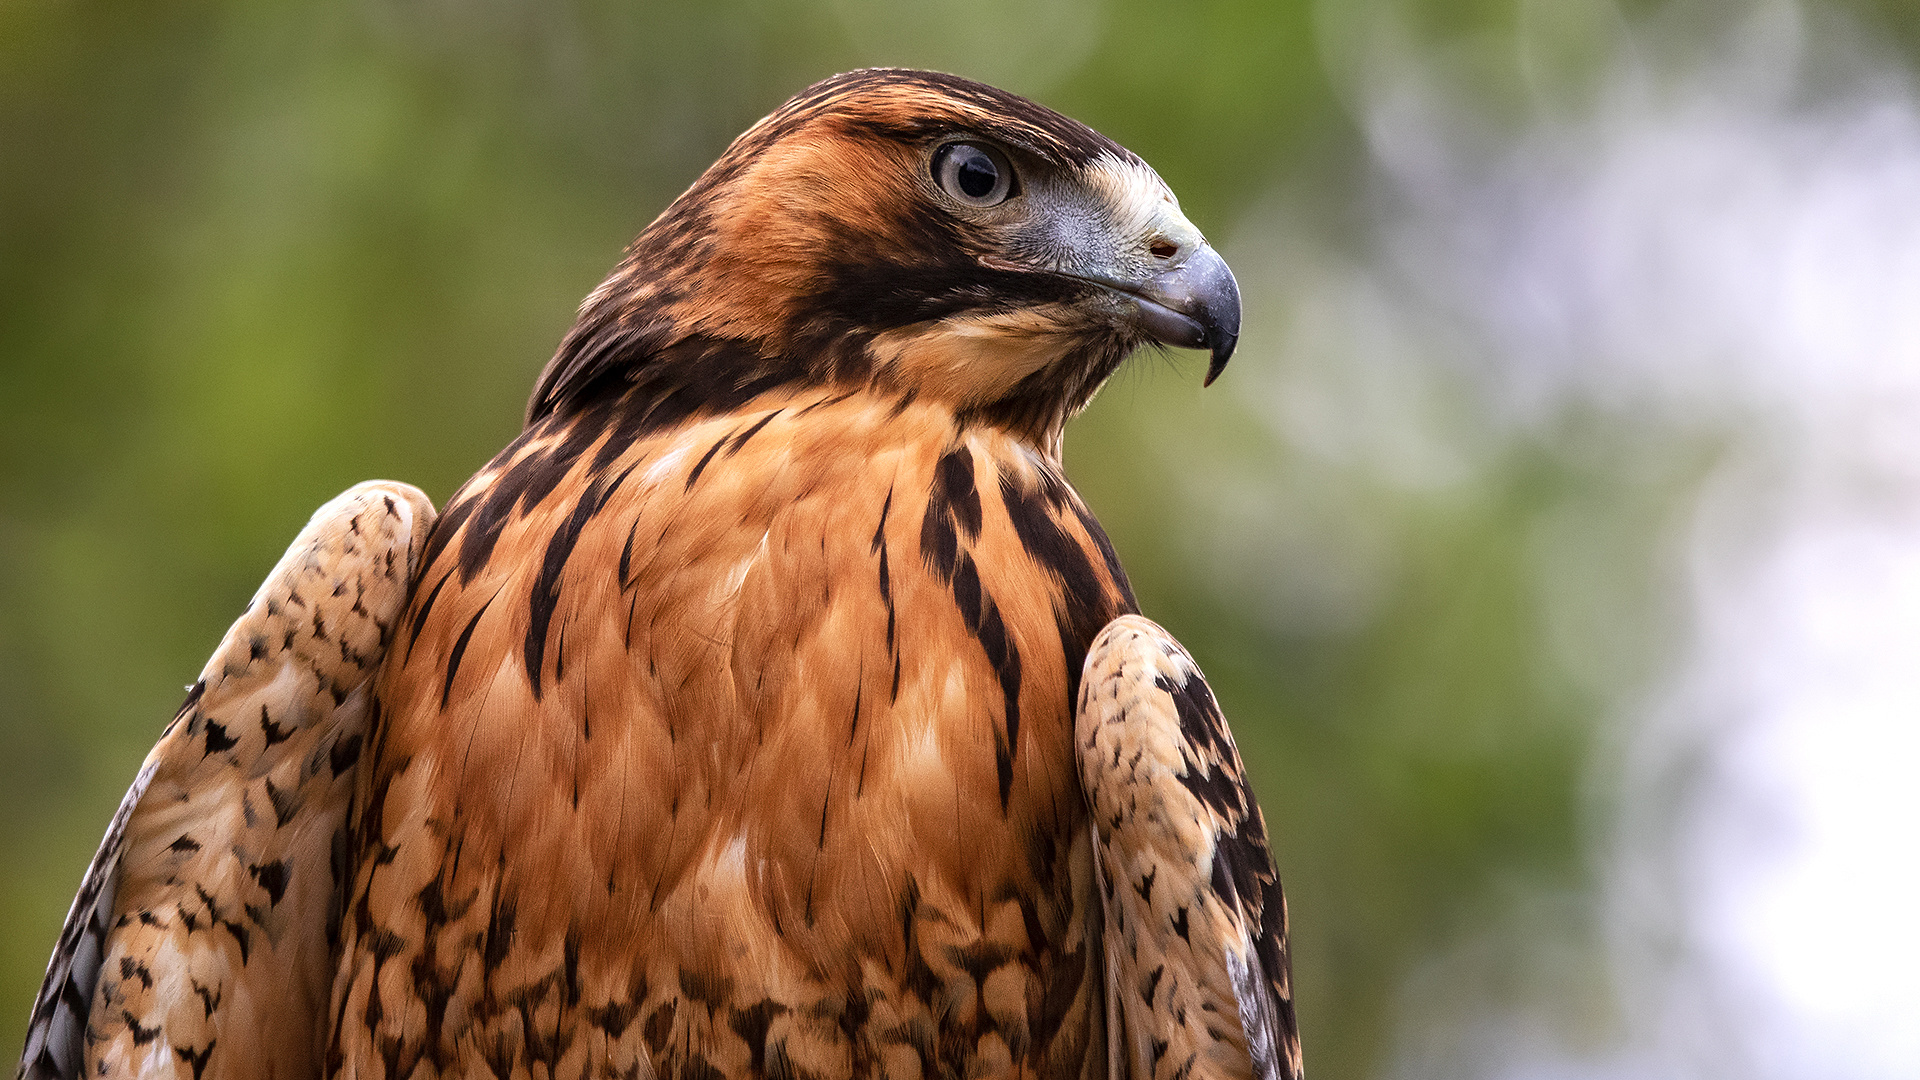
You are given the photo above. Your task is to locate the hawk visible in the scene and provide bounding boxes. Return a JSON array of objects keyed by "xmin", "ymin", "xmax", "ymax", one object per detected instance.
[{"xmin": 19, "ymin": 69, "xmax": 1301, "ymax": 1080}]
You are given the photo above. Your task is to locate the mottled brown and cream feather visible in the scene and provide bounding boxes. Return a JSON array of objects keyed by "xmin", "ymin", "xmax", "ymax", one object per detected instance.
[
  {"xmin": 1079, "ymin": 618, "xmax": 1301, "ymax": 1080},
  {"xmin": 19, "ymin": 482, "xmax": 434, "ymax": 1080}
]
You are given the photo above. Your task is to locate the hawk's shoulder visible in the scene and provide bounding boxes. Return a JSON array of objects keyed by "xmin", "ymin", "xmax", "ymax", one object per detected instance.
[
  {"xmin": 1078, "ymin": 614, "xmax": 1303, "ymax": 1080},
  {"xmin": 19, "ymin": 482, "xmax": 433, "ymax": 1080}
]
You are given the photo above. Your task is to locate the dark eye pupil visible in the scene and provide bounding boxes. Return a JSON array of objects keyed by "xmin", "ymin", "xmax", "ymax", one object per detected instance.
[
  {"xmin": 956, "ymin": 151, "xmax": 997, "ymax": 198},
  {"xmin": 932, "ymin": 142, "xmax": 1012, "ymax": 206}
]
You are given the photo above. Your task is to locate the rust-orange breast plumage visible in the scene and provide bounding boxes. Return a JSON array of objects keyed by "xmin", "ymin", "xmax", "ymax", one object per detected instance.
[{"xmin": 20, "ymin": 69, "xmax": 1299, "ymax": 1080}]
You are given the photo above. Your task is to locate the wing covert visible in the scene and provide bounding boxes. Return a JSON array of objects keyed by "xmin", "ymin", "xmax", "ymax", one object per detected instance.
[
  {"xmin": 17, "ymin": 481, "xmax": 435, "ymax": 1080},
  {"xmin": 1078, "ymin": 615, "xmax": 1302, "ymax": 1080}
]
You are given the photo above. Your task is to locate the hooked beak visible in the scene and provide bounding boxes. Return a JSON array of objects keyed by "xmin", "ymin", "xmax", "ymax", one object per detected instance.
[
  {"xmin": 1132, "ymin": 242, "xmax": 1240, "ymax": 385},
  {"xmin": 1068, "ymin": 242, "xmax": 1241, "ymax": 386}
]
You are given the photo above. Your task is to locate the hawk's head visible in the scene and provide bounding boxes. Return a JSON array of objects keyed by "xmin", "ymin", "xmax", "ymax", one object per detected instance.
[{"xmin": 530, "ymin": 68, "xmax": 1239, "ymax": 451}]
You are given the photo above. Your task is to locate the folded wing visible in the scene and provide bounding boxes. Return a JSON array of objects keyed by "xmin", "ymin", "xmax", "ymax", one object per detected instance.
[
  {"xmin": 1078, "ymin": 615, "xmax": 1303, "ymax": 1080},
  {"xmin": 18, "ymin": 482, "xmax": 434, "ymax": 1080}
]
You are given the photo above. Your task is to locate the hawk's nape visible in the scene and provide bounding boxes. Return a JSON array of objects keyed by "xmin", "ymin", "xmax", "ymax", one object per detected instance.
[
  {"xmin": 1079, "ymin": 617, "xmax": 1303, "ymax": 1080},
  {"xmin": 18, "ymin": 483, "xmax": 435, "ymax": 1080}
]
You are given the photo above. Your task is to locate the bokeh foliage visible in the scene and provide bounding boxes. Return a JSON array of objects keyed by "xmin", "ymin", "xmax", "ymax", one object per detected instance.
[{"xmin": 4, "ymin": 2, "xmax": 1917, "ymax": 1077}]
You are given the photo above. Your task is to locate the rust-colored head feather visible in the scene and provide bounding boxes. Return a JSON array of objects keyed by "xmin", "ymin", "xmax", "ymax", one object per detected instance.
[{"xmin": 530, "ymin": 68, "xmax": 1237, "ymax": 453}]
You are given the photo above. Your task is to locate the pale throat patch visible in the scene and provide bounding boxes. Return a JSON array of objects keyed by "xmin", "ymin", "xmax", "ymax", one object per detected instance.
[{"xmin": 869, "ymin": 306, "xmax": 1088, "ymax": 407}]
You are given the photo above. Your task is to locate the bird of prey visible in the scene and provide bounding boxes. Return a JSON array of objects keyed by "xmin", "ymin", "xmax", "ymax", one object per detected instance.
[{"xmin": 19, "ymin": 69, "xmax": 1300, "ymax": 1080}]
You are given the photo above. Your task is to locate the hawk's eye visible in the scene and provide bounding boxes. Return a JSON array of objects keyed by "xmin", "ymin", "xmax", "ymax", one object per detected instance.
[{"xmin": 932, "ymin": 141, "xmax": 1014, "ymax": 207}]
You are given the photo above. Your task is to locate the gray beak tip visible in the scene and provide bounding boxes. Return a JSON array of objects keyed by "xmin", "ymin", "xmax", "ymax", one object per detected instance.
[{"xmin": 1134, "ymin": 242, "xmax": 1241, "ymax": 386}]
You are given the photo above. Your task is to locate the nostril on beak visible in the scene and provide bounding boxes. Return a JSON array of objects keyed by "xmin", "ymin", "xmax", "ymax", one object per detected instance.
[{"xmin": 1149, "ymin": 239, "xmax": 1178, "ymax": 260}]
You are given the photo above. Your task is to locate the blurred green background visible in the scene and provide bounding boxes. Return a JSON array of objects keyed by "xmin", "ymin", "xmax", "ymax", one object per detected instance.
[{"xmin": 6, "ymin": 2, "xmax": 1919, "ymax": 1077}]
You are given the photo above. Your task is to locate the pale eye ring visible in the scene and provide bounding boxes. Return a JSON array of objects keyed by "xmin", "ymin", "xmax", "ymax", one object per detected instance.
[{"xmin": 931, "ymin": 141, "xmax": 1015, "ymax": 207}]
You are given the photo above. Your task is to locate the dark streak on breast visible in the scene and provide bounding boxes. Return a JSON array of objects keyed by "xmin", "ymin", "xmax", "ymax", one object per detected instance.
[
  {"xmin": 618, "ymin": 519, "xmax": 640, "ymax": 589},
  {"xmin": 874, "ymin": 488, "xmax": 896, "ymax": 654},
  {"xmin": 442, "ymin": 597, "xmax": 494, "ymax": 710},
  {"xmin": 685, "ymin": 432, "xmax": 732, "ymax": 492},
  {"xmin": 525, "ymin": 467, "xmax": 632, "ymax": 700},
  {"xmin": 937, "ymin": 446, "xmax": 981, "ymax": 539},
  {"xmin": 998, "ymin": 465, "xmax": 1133, "ymax": 708},
  {"xmin": 725, "ymin": 409, "xmax": 782, "ymax": 456}
]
